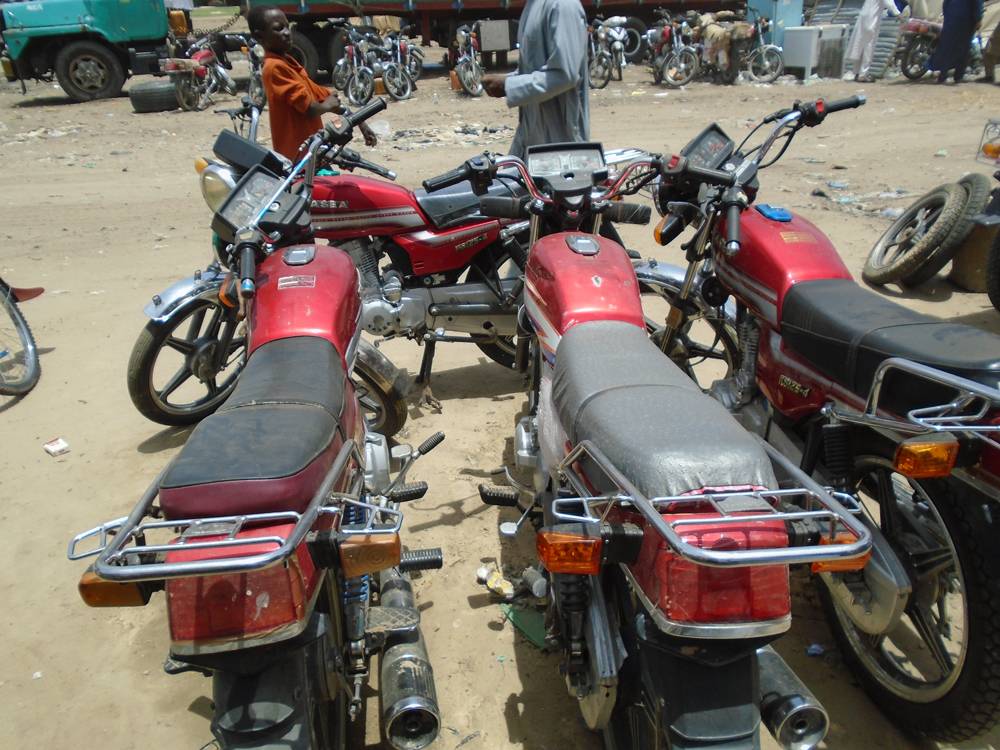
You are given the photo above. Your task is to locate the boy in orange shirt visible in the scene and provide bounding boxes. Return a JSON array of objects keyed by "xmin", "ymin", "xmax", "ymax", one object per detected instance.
[{"xmin": 247, "ymin": 6, "xmax": 377, "ymax": 160}]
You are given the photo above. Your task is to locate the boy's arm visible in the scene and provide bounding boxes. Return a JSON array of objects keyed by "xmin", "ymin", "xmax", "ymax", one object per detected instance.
[{"xmin": 266, "ymin": 59, "xmax": 341, "ymax": 115}]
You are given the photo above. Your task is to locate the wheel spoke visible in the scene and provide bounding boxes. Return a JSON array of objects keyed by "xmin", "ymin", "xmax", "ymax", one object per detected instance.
[
  {"xmin": 909, "ymin": 545, "xmax": 956, "ymax": 580},
  {"xmin": 159, "ymin": 367, "xmax": 193, "ymax": 399},
  {"xmin": 165, "ymin": 336, "xmax": 196, "ymax": 355},
  {"xmin": 908, "ymin": 602, "xmax": 955, "ymax": 677}
]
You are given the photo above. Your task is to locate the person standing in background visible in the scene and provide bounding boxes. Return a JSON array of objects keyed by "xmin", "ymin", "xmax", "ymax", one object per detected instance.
[
  {"xmin": 481, "ymin": 0, "xmax": 589, "ymax": 159},
  {"xmin": 845, "ymin": 0, "xmax": 901, "ymax": 82},
  {"xmin": 929, "ymin": 0, "xmax": 984, "ymax": 83},
  {"xmin": 977, "ymin": 17, "xmax": 1000, "ymax": 82}
]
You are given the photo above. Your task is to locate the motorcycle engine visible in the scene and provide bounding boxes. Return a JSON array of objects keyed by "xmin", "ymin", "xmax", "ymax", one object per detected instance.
[{"xmin": 343, "ymin": 239, "xmax": 430, "ymax": 337}]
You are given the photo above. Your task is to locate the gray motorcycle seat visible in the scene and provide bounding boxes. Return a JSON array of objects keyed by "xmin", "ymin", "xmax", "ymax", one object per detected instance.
[
  {"xmin": 552, "ymin": 321, "xmax": 776, "ymax": 498},
  {"xmin": 413, "ymin": 176, "xmax": 527, "ymax": 230}
]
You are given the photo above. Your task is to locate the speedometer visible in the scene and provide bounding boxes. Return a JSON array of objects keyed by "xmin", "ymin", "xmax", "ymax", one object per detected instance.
[{"xmin": 681, "ymin": 124, "xmax": 735, "ymax": 170}]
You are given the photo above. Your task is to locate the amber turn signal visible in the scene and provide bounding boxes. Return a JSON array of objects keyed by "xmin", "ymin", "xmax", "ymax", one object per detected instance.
[
  {"xmin": 653, "ymin": 215, "xmax": 670, "ymax": 245},
  {"xmin": 194, "ymin": 157, "xmax": 210, "ymax": 175},
  {"xmin": 893, "ymin": 433, "xmax": 959, "ymax": 479},
  {"xmin": 810, "ymin": 533, "xmax": 871, "ymax": 573},
  {"xmin": 78, "ymin": 569, "xmax": 151, "ymax": 607},
  {"xmin": 339, "ymin": 533, "xmax": 401, "ymax": 578},
  {"xmin": 537, "ymin": 531, "xmax": 602, "ymax": 575}
]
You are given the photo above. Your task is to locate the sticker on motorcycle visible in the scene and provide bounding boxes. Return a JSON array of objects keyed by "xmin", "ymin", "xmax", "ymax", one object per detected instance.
[
  {"xmin": 277, "ymin": 275, "xmax": 317, "ymax": 290},
  {"xmin": 778, "ymin": 374, "xmax": 811, "ymax": 398},
  {"xmin": 780, "ymin": 231, "xmax": 817, "ymax": 244}
]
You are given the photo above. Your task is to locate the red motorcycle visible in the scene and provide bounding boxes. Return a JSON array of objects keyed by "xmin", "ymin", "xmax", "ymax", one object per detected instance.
[
  {"xmin": 444, "ymin": 144, "xmax": 872, "ymax": 749},
  {"xmin": 898, "ymin": 17, "xmax": 985, "ymax": 80},
  {"xmin": 646, "ymin": 95, "xmax": 1000, "ymax": 741},
  {"xmin": 70, "ymin": 101, "xmax": 448, "ymax": 750}
]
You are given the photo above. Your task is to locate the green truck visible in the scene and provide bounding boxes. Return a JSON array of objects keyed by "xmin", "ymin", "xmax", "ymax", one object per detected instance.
[{"xmin": 0, "ymin": 0, "xmax": 172, "ymax": 100}]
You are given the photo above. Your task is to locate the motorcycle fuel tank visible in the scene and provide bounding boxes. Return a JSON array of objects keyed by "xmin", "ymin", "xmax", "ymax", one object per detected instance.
[
  {"xmin": 715, "ymin": 207, "xmax": 852, "ymax": 328},
  {"xmin": 524, "ymin": 232, "xmax": 644, "ymax": 364},
  {"xmin": 249, "ymin": 244, "xmax": 361, "ymax": 363},
  {"xmin": 310, "ymin": 174, "xmax": 425, "ymax": 240}
]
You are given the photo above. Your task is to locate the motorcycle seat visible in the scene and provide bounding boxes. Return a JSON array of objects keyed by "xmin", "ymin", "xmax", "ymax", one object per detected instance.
[
  {"xmin": 413, "ymin": 177, "xmax": 527, "ymax": 230},
  {"xmin": 159, "ymin": 336, "xmax": 347, "ymax": 520},
  {"xmin": 552, "ymin": 321, "xmax": 777, "ymax": 499},
  {"xmin": 781, "ymin": 278, "xmax": 1000, "ymax": 410}
]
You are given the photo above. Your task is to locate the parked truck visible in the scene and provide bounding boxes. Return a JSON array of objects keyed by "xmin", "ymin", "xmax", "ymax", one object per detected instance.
[{"xmin": 0, "ymin": 0, "xmax": 173, "ymax": 101}]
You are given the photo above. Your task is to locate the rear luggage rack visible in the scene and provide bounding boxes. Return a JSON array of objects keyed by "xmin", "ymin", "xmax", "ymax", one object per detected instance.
[
  {"xmin": 834, "ymin": 357, "xmax": 1000, "ymax": 440},
  {"xmin": 68, "ymin": 440, "xmax": 401, "ymax": 582},
  {"xmin": 552, "ymin": 438, "xmax": 871, "ymax": 568}
]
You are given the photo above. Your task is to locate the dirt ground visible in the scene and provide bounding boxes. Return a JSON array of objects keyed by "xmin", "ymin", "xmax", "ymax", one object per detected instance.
[{"xmin": 2, "ymin": 46, "xmax": 999, "ymax": 750}]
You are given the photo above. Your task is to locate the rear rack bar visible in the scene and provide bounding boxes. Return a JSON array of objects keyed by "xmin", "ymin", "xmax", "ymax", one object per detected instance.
[
  {"xmin": 833, "ymin": 357, "xmax": 1000, "ymax": 439},
  {"xmin": 67, "ymin": 440, "xmax": 399, "ymax": 583},
  {"xmin": 552, "ymin": 438, "xmax": 871, "ymax": 568}
]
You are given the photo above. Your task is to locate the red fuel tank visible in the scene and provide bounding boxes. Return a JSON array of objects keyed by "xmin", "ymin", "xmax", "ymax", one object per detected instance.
[
  {"xmin": 715, "ymin": 208, "xmax": 852, "ymax": 328},
  {"xmin": 310, "ymin": 174, "xmax": 426, "ymax": 241},
  {"xmin": 524, "ymin": 232, "xmax": 644, "ymax": 362},
  {"xmin": 249, "ymin": 244, "xmax": 361, "ymax": 363}
]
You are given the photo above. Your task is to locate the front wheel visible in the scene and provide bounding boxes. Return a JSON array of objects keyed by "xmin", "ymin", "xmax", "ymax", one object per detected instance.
[
  {"xmin": 382, "ymin": 62, "xmax": 413, "ymax": 100},
  {"xmin": 175, "ymin": 75, "xmax": 209, "ymax": 111},
  {"xmin": 457, "ymin": 58, "xmax": 484, "ymax": 96},
  {"xmin": 747, "ymin": 46, "xmax": 783, "ymax": 83},
  {"xmin": 332, "ymin": 59, "xmax": 351, "ymax": 91},
  {"xmin": 407, "ymin": 48, "xmax": 425, "ymax": 80},
  {"xmin": 820, "ymin": 453, "xmax": 1000, "ymax": 742},
  {"xmin": 54, "ymin": 40, "xmax": 125, "ymax": 101},
  {"xmin": 661, "ymin": 49, "xmax": 698, "ymax": 87},
  {"xmin": 346, "ymin": 68, "xmax": 375, "ymax": 106},
  {"xmin": 902, "ymin": 36, "xmax": 934, "ymax": 80},
  {"xmin": 0, "ymin": 282, "xmax": 41, "ymax": 396},
  {"xmin": 589, "ymin": 52, "xmax": 612, "ymax": 89},
  {"xmin": 353, "ymin": 339, "xmax": 408, "ymax": 437}
]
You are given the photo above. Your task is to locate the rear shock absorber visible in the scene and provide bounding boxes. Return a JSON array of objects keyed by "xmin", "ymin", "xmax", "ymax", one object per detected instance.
[
  {"xmin": 822, "ymin": 423, "xmax": 854, "ymax": 493},
  {"xmin": 556, "ymin": 575, "xmax": 590, "ymax": 684},
  {"xmin": 342, "ymin": 502, "xmax": 371, "ymax": 644}
]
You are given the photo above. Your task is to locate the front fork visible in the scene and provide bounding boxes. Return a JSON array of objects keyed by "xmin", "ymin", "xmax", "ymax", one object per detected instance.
[{"xmin": 656, "ymin": 215, "xmax": 716, "ymax": 354}]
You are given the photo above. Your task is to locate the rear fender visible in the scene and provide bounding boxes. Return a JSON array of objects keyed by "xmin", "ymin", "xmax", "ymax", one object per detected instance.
[
  {"xmin": 10, "ymin": 286, "xmax": 44, "ymax": 302},
  {"xmin": 143, "ymin": 266, "xmax": 225, "ymax": 323}
]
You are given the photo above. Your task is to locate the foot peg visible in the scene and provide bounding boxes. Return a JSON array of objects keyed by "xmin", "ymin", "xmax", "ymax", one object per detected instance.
[
  {"xmin": 387, "ymin": 482, "xmax": 428, "ymax": 503},
  {"xmin": 478, "ymin": 483, "xmax": 520, "ymax": 507},
  {"xmin": 400, "ymin": 547, "xmax": 444, "ymax": 572}
]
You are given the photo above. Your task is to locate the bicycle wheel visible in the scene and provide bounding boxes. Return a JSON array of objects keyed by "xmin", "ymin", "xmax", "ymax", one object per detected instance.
[{"xmin": 0, "ymin": 283, "xmax": 41, "ymax": 396}]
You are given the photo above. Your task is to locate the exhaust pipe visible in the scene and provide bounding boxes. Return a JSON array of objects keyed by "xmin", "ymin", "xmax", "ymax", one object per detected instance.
[
  {"xmin": 758, "ymin": 646, "xmax": 829, "ymax": 750},
  {"xmin": 379, "ymin": 569, "xmax": 440, "ymax": 750}
]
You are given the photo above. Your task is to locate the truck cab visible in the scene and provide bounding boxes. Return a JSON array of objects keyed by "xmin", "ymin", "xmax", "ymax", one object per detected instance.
[{"xmin": 1, "ymin": 0, "xmax": 171, "ymax": 101}]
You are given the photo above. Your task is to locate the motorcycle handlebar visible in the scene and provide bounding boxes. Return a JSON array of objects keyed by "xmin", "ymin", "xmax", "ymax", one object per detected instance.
[
  {"xmin": 344, "ymin": 98, "xmax": 387, "ymax": 129},
  {"xmin": 479, "ymin": 196, "xmax": 527, "ymax": 219},
  {"xmin": 424, "ymin": 164, "xmax": 472, "ymax": 193},
  {"xmin": 238, "ymin": 243, "xmax": 256, "ymax": 296},
  {"xmin": 603, "ymin": 201, "xmax": 652, "ymax": 225},
  {"xmin": 725, "ymin": 203, "xmax": 742, "ymax": 253},
  {"xmin": 823, "ymin": 94, "xmax": 867, "ymax": 114}
]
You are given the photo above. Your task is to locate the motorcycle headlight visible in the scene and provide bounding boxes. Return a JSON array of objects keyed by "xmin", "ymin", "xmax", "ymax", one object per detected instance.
[
  {"xmin": 359, "ymin": 38, "xmax": 369, "ymax": 53},
  {"xmin": 200, "ymin": 163, "xmax": 238, "ymax": 213},
  {"xmin": 253, "ymin": 43, "xmax": 265, "ymax": 60},
  {"xmin": 456, "ymin": 28, "xmax": 468, "ymax": 46},
  {"xmin": 598, "ymin": 27, "xmax": 607, "ymax": 41}
]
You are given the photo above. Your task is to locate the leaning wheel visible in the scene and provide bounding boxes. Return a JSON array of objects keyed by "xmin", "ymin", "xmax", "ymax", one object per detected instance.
[
  {"xmin": 126, "ymin": 297, "xmax": 246, "ymax": 426},
  {"xmin": 902, "ymin": 36, "xmax": 933, "ymax": 80},
  {"xmin": 54, "ymin": 40, "xmax": 125, "ymax": 101},
  {"xmin": 457, "ymin": 58, "xmax": 484, "ymax": 96},
  {"xmin": 747, "ymin": 46, "xmax": 783, "ymax": 83},
  {"xmin": 346, "ymin": 68, "xmax": 375, "ymax": 106},
  {"xmin": 622, "ymin": 17, "xmax": 649, "ymax": 62},
  {"xmin": 862, "ymin": 183, "xmax": 966, "ymax": 286},
  {"xmin": 0, "ymin": 282, "xmax": 41, "ymax": 397},
  {"xmin": 589, "ymin": 53, "xmax": 612, "ymax": 89},
  {"xmin": 382, "ymin": 62, "xmax": 413, "ymax": 100},
  {"xmin": 661, "ymin": 48, "xmax": 698, "ymax": 88},
  {"xmin": 128, "ymin": 79, "xmax": 180, "ymax": 114},
  {"xmin": 820, "ymin": 452, "xmax": 1000, "ymax": 742}
]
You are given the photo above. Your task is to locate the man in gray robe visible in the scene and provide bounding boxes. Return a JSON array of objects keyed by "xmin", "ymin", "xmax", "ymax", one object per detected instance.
[{"xmin": 482, "ymin": 0, "xmax": 589, "ymax": 158}]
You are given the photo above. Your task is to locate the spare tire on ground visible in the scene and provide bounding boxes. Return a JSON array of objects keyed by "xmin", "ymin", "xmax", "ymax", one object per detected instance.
[{"xmin": 129, "ymin": 79, "xmax": 179, "ymax": 113}]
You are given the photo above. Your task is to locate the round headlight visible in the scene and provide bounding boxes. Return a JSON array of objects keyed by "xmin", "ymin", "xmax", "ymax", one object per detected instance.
[
  {"xmin": 456, "ymin": 28, "xmax": 468, "ymax": 46},
  {"xmin": 200, "ymin": 163, "xmax": 238, "ymax": 213},
  {"xmin": 598, "ymin": 27, "xmax": 607, "ymax": 41},
  {"xmin": 253, "ymin": 43, "xmax": 265, "ymax": 59}
]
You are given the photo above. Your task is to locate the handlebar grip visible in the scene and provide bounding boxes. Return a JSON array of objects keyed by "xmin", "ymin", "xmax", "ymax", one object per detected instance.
[
  {"xmin": 823, "ymin": 94, "xmax": 867, "ymax": 114},
  {"xmin": 479, "ymin": 196, "xmax": 528, "ymax": 219},
  {"xmin": 238, "ymin": 244, "xmax": 256, "ymax": 296},
  {"xmin": 423, "ymin": 165, "xmax": 471, "ymax": 193},
  {"xmin": 686, "ymin": 163, "xmax": 736, "ymax": 187},
  {"xmin": 603, "ymin": 202, "xmax": 652, "ymax": 225},
  {"xmin": 725, "ymin": 203, "xmax": 742, "ymax": 253},
  {"xmin": 345, "ymin": 98, "xmax": 386, "ymax": 128}
]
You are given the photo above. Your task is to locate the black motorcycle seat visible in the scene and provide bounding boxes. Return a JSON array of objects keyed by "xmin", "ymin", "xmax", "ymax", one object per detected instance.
[
  {"xmin": 781, "ymin": 279, "xmax": 1000, "ymax": 409},
  {"xmin": 413, "ymin": 177, "xmax": 527, "ymax": 230},
  {"xmin": 552, "ymin": 321, "xmax": 777, "ymax": 498},
  {"xmin": 159, "ymin": 336, "xmax": 346, "ymax": 519}
]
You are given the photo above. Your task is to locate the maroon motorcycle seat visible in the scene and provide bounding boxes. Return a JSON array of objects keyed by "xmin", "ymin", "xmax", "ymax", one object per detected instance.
[
  {"xmin": 781, "ymin": 279, "xmax": 1000, "ymax": 411},
  {"xmin": 159, "ymin": 336, "xmax": 347, "ymax": 520}
]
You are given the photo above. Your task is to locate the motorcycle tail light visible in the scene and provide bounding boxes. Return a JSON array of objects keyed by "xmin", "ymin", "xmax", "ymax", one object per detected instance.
[
  {"xmin": 78, "ymin": 568, "xmax": 152, "ymax": 607},
  {"xmin": 645, "ymin": 513, "xmax": 790, "ymax": 624},
  {"xmin": 980, "ymin": 414, "xmax": 1000, "ymax": 475},
  {"xmin": 893, "ymin": 433, "xmax": 959, "ymax": 478},
  {"xmin": 339, "ymin": 533, "xmax": 401, "ymax": 578},
  {"xmin": 165, "ymin": 523, "xmax": 321, "ymax": 648},
  {"xmin": 538, "ymin": 530, "xmax": 603, "ymax": 575}
]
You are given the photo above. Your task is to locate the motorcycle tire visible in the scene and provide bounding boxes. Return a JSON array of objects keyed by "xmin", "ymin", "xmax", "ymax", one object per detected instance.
[
  {"xmin": 747, "ymin": 46, "xmax": 783, "ymax": 83},
  {"xmin": 457, "ymin": 58, "xmax": 484, "ymax": 96},
  {"xmin": 354, "ymin": 339, "xmax": 408, "ymax": 437},
  {"xmin": 819, "ymin": 447, "xmax": 1000, "ymax": 742},
  {"xmin": 382, "ymin": 62, "xmax": 413, "ymax": 101},
  {"xmin": 623, "ymin": 17, "xmax": 649, "ymax": 63},
  {"xmin": 862, "ymin": 183, "xmax": 966, "ymax": 286},
  {"xmin": 661, "ymin": 49, "xmax": 699, "ymax": 88},
  {"xmin": 987, "ymin": 227, "xmax": 1000, "ymax": 313},
  {"xmin": 468, "ymin": 245, "xmax": 528, "ymax": 369},
  {"xmin": 0, "ymin": 281, "xmax": 41, "ymax": 397},
  {"xmin": 128, "ymin": 79, "xmax": 180, "ymax": 114},
  {"xmin": 902, "ymin": 35, "xmax": 934, "ymax": 80},
  {"xmin": 54, "ymin": 40, "xmax": 126, "ymax": 102},
  {"xmin": 127, "ymin": 297, "xmax": 246, "ymax": 426},
  {"xmin": 901, "ymin": 172, "xmax": 993, "ymax": 287},
  {"xmin": 332, "ymin": 59, "xmax": 351, "ymax": 91},
  {"xmin": 175, "ymin": 76, "xmax": 208, "ymax": 112},
  {"xmin": 589, "ymin": 53, "xmax": 612, "ymax": 89},
  {"xmin": 347, "ymin": 68, "xmax": 375, "ymax": 106}
]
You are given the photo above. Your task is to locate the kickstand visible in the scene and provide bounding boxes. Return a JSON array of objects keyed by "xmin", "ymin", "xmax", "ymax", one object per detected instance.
[{"xmin": 414, "ymin": 337, "xmax": 441, "ymax": 411}]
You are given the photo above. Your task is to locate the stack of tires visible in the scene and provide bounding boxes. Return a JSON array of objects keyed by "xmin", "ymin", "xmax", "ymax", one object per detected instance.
[{"xmin": 863, "ymin": 173, "xmax": 994, "ymax": 294}]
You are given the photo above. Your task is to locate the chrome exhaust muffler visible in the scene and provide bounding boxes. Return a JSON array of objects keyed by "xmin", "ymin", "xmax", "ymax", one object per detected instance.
[
  {"xmin": 758, "ymin": 646, "xmax": 829, "ymax": 750},
  {"xmin": 379, "ymin": 569, "xmax": 440, "ymax": 750}
]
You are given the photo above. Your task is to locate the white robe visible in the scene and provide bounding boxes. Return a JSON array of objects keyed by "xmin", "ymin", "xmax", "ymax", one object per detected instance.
[{"xmin": 846, "ymin": 0, "xmax": 901, "ymax": 75}]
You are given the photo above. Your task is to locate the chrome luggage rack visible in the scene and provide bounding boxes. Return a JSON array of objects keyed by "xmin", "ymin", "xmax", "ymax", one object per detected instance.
[
  {"xmin": 67, "ymin": 441, "xmax": 401, "ymax": 583},
  {"xmin": 833, "ymin": 357, "xmax": 1000, "ymax": 441},
  {"xmin": 552, "ymin": 438, "xmax": 872, "ymax": 568}
]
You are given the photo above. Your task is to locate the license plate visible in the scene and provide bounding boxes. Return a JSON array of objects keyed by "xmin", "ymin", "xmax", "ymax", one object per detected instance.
[{"xmin": 1, "ymin": 57, "xmax": 14, "ymax": 78}]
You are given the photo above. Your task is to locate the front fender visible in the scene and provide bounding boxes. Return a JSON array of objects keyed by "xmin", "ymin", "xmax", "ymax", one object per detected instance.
[{"xmin": 143, "ymin": 267, "xmax": 226, "ymax": 323}]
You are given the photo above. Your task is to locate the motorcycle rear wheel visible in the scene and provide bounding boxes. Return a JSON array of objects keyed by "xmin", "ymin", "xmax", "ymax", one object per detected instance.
[
  {"xmin": 0, "ymin": 282, "xmax": 41, "ymax": 397},
  {"xmin": 382, "ymin": 62, "xmax": 412, "ymax": 100},
  {"xmin": 347, "ymin": 68, "xmax": 375, "ymax": 106},
  {"xmin": 902, "ymin": 36, "xmax": 933, "ymax": 80},
  {"xmin": 747, "ymin": 46, "xmax": 783, "ymax": 83},
  {"xmin": 175, "ymin": 76, "xmax": 208, "ymax": 112},
  {"xmin": 589, "ymin": 53, "xmax": 612, "ymax": 89},
  {"xmin": 820, "ymin": 451, "xmax": 1000, "ymax": 742}
]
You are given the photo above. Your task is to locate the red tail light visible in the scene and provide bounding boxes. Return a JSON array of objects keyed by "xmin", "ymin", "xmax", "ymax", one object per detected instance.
[
  {"xmin": 634, "ymin": 513, "xmax": 790, "ymax": 625},
  {"xmin": 165, "ymin": 524, "xmax": 321, "ymax": 648},
  {"xmin": 195, "ymin": 66, "xmax": 208, "ymax": 79},
  {"xmin": 980, "ymin": 412, "xmax": 1000, "ymax": 476}
]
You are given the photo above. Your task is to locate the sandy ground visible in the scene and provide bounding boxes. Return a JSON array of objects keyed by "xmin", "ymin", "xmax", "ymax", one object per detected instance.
[{"xmin": 2, "ymin": 48, "xmax": 999, "ymax": 750}]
